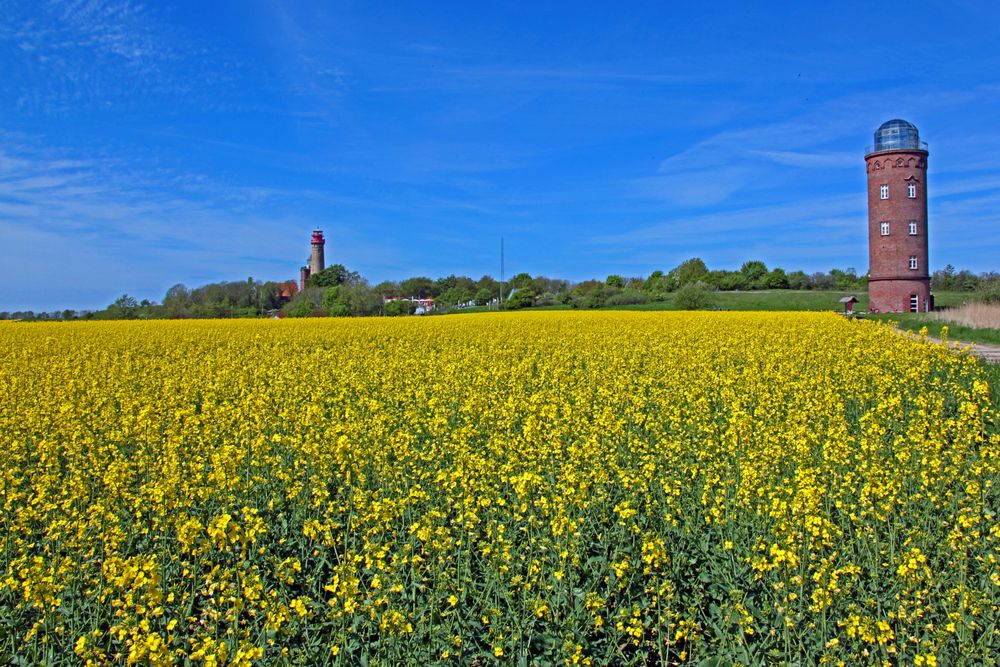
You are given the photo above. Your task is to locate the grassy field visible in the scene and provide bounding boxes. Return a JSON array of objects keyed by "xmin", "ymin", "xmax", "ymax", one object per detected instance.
[
  {"xmin": 450, "ymin": 290, "xmax": 972, "ymax": 314},
  {"xmin": 634, "ymin": 289, "xmax": 972, "ymax": 312},
  {"xmin": 868, "ymin": 312, "xmax": 1000, "ymax": 346},
  {"xmin": 616, "ymin": 290, "xmax": 871, "ymax": 311}
]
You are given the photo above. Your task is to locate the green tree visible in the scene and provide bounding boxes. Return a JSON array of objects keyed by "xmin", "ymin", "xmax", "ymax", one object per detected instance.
[
  {"xmin": 932, "ymin": 265, "xmax": 957, "ymax": 291},
  {"xmin": 372, "ymin": 281, "xmax": 399, "ymax": 301},
  {"xmin": 955, "ymin": 270, "xmax": 980, "ymax": 291},
  {"xmin": 350, "ymin": 283, "xmax": 382, "ymax": 315},
  {"xmin": 285, "ymin": 299, "xmax": 316, "ymax": 317},
  {"xmin": 163, "ymin": 284, "xmax": 190, "ymax": 318},
  {"xmin": 717, "ymin": 271, "xmax": 749, "ymax": 291},
  {"xmin": 829, "ymin": 268, "xmax": 861, "ymax": 290},
  {"xmin": 322, "ymin": 282, "xmax": 380, "ymax": 316},
  {"xmin": 740, "ymin": 261, "xmax": 768, "ymax": 289},
  {"xmin": 100, "ymin": 294, "xmax": 139, "ymax": 319},
  {"xmin": 976, "ymin": 276, "xmax": 1000, "ymax": 304},
  {"xmin": 509, "ymin": 273, "xmax": 533, "ymax": 290},
  {"xmin": 642, "ymin": 270, "xmax": 670, "ymax": 298},
  {"xmin": 787, "ymin": 271, "xmax": 809, "ymax": 290},
  {"xmin": 474, "ymin": 287, "xmax": 495, "ymax": 306},
  {"xmin": 308, "ymin": 264, "xmax": 359, "ymax": 288},
  {"xmin": 605, "ymin": 274, "xmax": 626, "ymax": 289},
  {"xmin": 763, "ymin": 268, "xmax": 789, "ymax": 289},
  {"xmin": 810, "ymin": 272, "xmax": 834, "ymax": 290},
  {"xmin": 674, "ymin": 281, "xmax": 717, "ymax": 310},
  {"xmin": 399, "ymin": 277, "xmax": 435, "ymax": 298},
  {"xmin": 438, "ymin": 286, "xmax": 474, "ymax": 307},
  {"xmin": 435, "ymin": 275, "xmax": 476, "ymax": 296},
  {"xmin": 384, "ymin": 300, "xmax": 415, "ymax": 316},
  {"xmin": 322, "ymin": 286, "xmax": 350, "ymax": 316},
  {"xmin": 605, "ymin": 289, "xmax": 648, "ymax": 306},
  {"xmin": 531, "ymin": 276, "xmax": 567, "ymax": 296},
  {"xmin": 476, "ymin": 275, "xmax": 498, "ymax": 292},
  {"xmin": 567, "ymin": 280, "xmax": 602, "ymax": 308},
  {"xmin": 506, "ymin": 287, "xmax": 536, "ymax": 309},
  {"xmin": 668, "ymin": 258, "xmax": 710, "ymax": 289},
  {"xmin": 283, "ymin": 287, "xmax": 324, "ymax": 317}
]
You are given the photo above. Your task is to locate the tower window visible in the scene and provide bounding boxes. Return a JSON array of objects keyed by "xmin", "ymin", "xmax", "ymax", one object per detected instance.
[
  {"xmin": 880, "ymin": 222, "xmax": 890, "ymax": 236},
  {"xmin": 909, "ymin": 256, "xmax": 918, "ymax": 270},
  {"xmin": 880, "ymin": 184, "xmax": 889, "ymax": 199},
  {"xmin": 910, "ymin": 294, "xmax": 919, "ymax": 312},
  {"xmin": 908, "ymin": 183, "xmax": 916, "ymax": 198},
  {"xmin": 909, "ymin": 221, "xmax": 917, "ymax": 235}
]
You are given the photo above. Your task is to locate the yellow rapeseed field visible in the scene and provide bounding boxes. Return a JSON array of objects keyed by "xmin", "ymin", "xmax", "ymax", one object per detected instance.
[{"xmin": 1, "ymin": 312, "xmax": 998, "ymax": 665}]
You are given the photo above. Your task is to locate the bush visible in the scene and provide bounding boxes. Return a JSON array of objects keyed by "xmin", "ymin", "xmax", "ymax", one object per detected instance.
[
  {"xmin": 605, "ymin": 289, "xmax": 648, "ymax": 306},
  {"xmin": 717, "ymin": 271, "xmax": 749, "ymax": 291},
  {"xmin": 506, "ymin": 287, "xmax": 536, "ymax": 310},
  {"xmin": 976, "ymin": 279, "xmax": 1000, "ymax": 304},
  {"xmin": 674, "ymin": 281, "xmax": 718, "ymax": 310},
  {"xmin": 474, "ymin": 287, "xmax": 495, "ymax": 306},
  {"xmin": 763, "ymin": 268, "xmax": 789, "ymax": 290},
  {"xmin": 285, "ymin": 299, "xmax": 318, "ymax": 318},
  {"xmin": 326, "ymin": 301, "xmax": 350, "ymax": 317},
  {"xmin": 283, "ymin": 287, "xmax": 325, "ymax": 318},
  {"xmin": 581, "ymin": 286, "xmax": 616, "ymax": 309},
  {"xmin": 535, "ymin": 291, "xmax": 560, "ymax": 307},
  {"xmin": 384, "ymin": 300, "xmax": 416, "ymax": 316},
  {"xmin": 322, "ymin": 287, "xmax": 346, "ymax": 316}
]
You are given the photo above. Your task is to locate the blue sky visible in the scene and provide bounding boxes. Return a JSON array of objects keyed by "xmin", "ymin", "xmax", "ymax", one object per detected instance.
[{"xmin": 2, "ymin": 1, "xmax": 1000, "ymax": 311}]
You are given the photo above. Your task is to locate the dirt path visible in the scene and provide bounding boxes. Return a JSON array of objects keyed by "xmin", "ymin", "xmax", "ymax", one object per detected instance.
[
  {"xmin": 928, "ymin": 337, "xmax": 1000, "ymax": 363},
  {"xmin": 894, "ymin": 326, "xmax": 1000, "ymax": 363}
]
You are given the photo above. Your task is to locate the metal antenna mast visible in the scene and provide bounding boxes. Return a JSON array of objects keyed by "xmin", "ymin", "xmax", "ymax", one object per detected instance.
[{"xmin": 499, "ymin": 236, "xmax": 505, "ymax": 310}]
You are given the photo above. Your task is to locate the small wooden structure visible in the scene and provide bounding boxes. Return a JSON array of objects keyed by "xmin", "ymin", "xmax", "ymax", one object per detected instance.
[{"xmin": 840, "ymin": 295, "xmax": 859, "ymax": 315}]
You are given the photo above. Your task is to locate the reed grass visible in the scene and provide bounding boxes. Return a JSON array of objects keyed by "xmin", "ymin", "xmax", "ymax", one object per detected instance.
[{"xmin": 932, "ymin": 301, "xmax": 1000, "ymax": 330}]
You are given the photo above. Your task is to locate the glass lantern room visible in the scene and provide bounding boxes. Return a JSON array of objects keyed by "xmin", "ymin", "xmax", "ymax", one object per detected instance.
[{"xmin": 867, "ymin": 119, "xmax": 928, "ymax": 155}]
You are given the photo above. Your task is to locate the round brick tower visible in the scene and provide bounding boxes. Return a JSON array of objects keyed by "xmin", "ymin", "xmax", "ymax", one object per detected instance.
[
  {"xmin": 865, "ymin": 119, "xmax": 931, "ymax": 313},
  {"xmin": 310, "ymin": 229, "xmax": 326, "ymax": 277}
]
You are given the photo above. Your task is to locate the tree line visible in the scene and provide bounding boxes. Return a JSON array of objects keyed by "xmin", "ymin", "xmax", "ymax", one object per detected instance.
[{"xmin": 4, "ymin": 260, "xmax": 999, "ymax": 321}]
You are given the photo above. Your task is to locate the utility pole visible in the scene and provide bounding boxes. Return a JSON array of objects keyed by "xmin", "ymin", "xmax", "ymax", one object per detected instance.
[{"xmin": 499, "ymin": 236, "xmax": 505, "ymax": 311}]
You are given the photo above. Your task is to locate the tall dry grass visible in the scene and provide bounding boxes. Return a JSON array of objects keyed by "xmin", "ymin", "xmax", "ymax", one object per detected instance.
[{"xmin": 932, "ymin": 301, "xmax": 1000, "ymax": 329}]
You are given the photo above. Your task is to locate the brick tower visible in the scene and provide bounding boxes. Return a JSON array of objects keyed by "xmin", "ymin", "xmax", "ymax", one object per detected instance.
[
  {"xmin": 310, "ymin": 229, "xmax": 326, "ymax": 276},
  {"xmin": 865, "ymin": 119, "xmax": 932, "ymax": 313},
  {"xmin": 299, "ymin": 229, "xmax": 327, "ymax": 290}
]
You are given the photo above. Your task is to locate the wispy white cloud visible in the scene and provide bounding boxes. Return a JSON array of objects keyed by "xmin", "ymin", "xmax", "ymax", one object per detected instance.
[
  {"xmin": 0, "ymin": 125, "xmax": 508, "ymax": 310},
  {"xmin": 51, "ymin": 0, "xmax": 160, "ymax": 66},
  {"xmin": 933, "ymin": 175, "xmax": 1000, "ymax": 198},
  {"xmin": 750, "ymin": 149, "xmax": 856, "ymax": 169},
  {"xmin": 0, "ymin": 135, "xmax": 320, "ymax": 308},
  {"xmin": 1, "ymin": 0, "xmax": 243, "ymax": 111},
  {"xmin": 369, "ymin": 64, "xmax": 708, "ymax": 94},
  {"xmin": 630, "ymin": 167, "xmax": 754, "ymax": 207},
  {"xmin": 588, "ymin": 192, "xmax": 864, "ymax": 248},
  {"xmin": 597, "ymin": 138, "xmax": 1000, "ymax": 274},
  {"xmin": 624, "ymin": 83, "xmax": 1000, "ymax": 216},
  {"xmin": 622, "ymin": 99, "xmax": 869, "ymax": 207}
]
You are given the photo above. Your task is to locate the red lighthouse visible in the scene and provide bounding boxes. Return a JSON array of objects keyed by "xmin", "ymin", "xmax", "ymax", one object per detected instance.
[
  {"xmin": 310, "ymin": 229, "xmax": 325, "ymax": 276},
  {"xmin": 865, "ymin": 120, "xmax": 932, "ymax": 313},
  {"xmin": 299, "ymin": 229, "xmax": 327, "ymax": 290}
]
